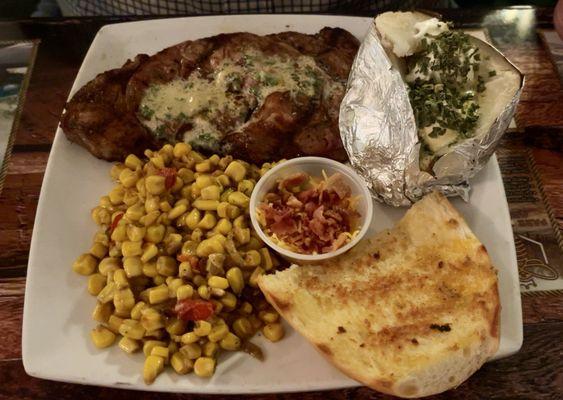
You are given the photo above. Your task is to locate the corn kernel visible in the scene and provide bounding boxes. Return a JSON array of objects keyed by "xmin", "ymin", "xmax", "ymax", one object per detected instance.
[
  {"xmin": 97, "ymin": 282, "xmax": 116, "ymax": 304},
  {"xmin": 197, "ymin": 285, "xmax": 211, "ymax": 300},
  {"xmin": 141, "ymin": 308, "xmax": 164, "ymax": 331},
  {"xmin": 91, "ymin": 325, "xmax": 116, "ymax": 348},
  {"xmin": 87, "ymin": 273, "xmax": 106, "ymax": 296},
  {"xmin": 194, "ymin": 320, "xmax": 212, "ymax": 337},
  {"xmin": 239, "ymin": 301, "xmax": 253, "ymax": 315},
  {"xmin": 89, "ymin": 242, "xmax": 108, "ymax": 259},
  {"xmin": 113, "ymin": 269, "xmax": 129, "ymax": 288},
  {"xmin": 148, "ymin": 284, "xmax": 169, "ymax": 304},
  {"xmin": 180, "ymin": 343, "xmax": 202, "ymax": 359},
  {"xmin": 156, "ymin": 256, "xmax": 177, "ymax": 276},
  {"xmin": 194, "ymin": 357, "xmax": 215, "ymax": 378},
  {"xmin": 259, "ymin": 310, "xmax": 279, "ymax": 323},
  {"xmin": 230, "ymin": 227, "xmax": 248, "ymax": 246},
  {"xmin": 122, "ymin": 256, "xmax": 142, "ymax": 277},
  {"xmin": 202, "ymin": 341, "xmax": 219, "ymax": 358},
  {"xmin": 143, "ymin": 355, "xmax": 165, "ymax": 384},
  {"xmin": 177, "ymin": 285, "xmax": 194, "ymax": 300},
  {"xmin": 92, "ymin": 302, "xmax": 113, "ymax": 323},
  {"xmin": 201, "ymin": 185, "xmax": 221, "ymax": 200},
  {"xmin": 121, "ymin": 241, "xmax": 143, "ymax": 257},
  {"xmin": 193, "ymin": 199, "xmax": 219, "ymax": 211},
  {"xmin": 165, "ymin": 318, "xmax": 186, "ymax": 336},
  {"xmin": 168, "ymin": 204, "xmax": 187, "ymax": 220},
  {"xmin": 208, "ymin": 323, "xmax": 229, "ymax": 342},
  {"xmin": 220, "ymin": 292, "xmax": 237, "ymax": 309},
  {"xmin": 108, "ymin": 314, "xmax": 124, "ymax": 333},
  {"xmin": 227, "ymin": 191, "xmax": 249, "ymax": 208},
  {"xmin": 171, "ymin": 352, "xmax": 193, "ymax": 375},
  {"xmin": 262, "ymin": 322, "xmax": 284, "ymax": 342},
  {"xmin": 150, "ymin": 345, "xmax": 170, "ymax": 363},
  {"xmin": 142, "ymin": 261, "xmax": 158, "ymax": 277},
  {"xmin": 125, "ymin": 154, "xmax": 142, "ymax": 170},
  {"xmin": 118, "ymin": 336, "xmax": 140, "ymax": 353},
  {"xmin": 259, "ymin": 247, "xmax": 274, "ymax": 270},
  {"xmin": 145, "ymin": 225, "xmax": 165, "ymax": 243},
  {"xmin": 249, "ymin": 267, "xmax": 265, "ymax": 288},
  {"xmin": 224, "ymin": 161, "xmax": 246, "ymax": 182},
  {"xmin": 208, "ymin": 276, "xmax": 229, "ymax": 290},
  {"xmin": 233, "ymin": 317, "xmax": 253, "ymax": 338},
  {"xmin": 220, "ymin": 332, "xmax": 241, "ymax": 351},
  {"xmin": 196, "ymin": 238, "xmax": 224, "ymax": 257},
  {"xmin": 126, "ymin": 225, "xmax": 146, "ymax": 242},
  {"xmin": 212, "ymin": 218, "xmax": 231, "ymax": 237},
  {"xmin": 119, "ymin": 319, "xmax": 145, "ymax": 340},
  {"xmin": 197, "ymin": 212, "xmax": 217, "ymax": 230},
  {"xmin": 143, "ymin": 340, "xmax": 167, "ymax": 357},
  {"xmin": 130, "ymin": 301, "xmax": 147, "ymax": 320},
  {"xmin": 114, "ymin": 288, "xmax": 135, "ymax": 313},
  {"xmin": 181, "ymin": 332, "xmax": 199, "ymax": 345},
  {"xmin": 72, "ymin": 253, "xmax": 97, "ymax": 276}
]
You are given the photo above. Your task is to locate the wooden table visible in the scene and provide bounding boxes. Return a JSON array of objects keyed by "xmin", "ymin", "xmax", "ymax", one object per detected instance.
[{"xmin": 0, "ymin": 7, "xmax": 562, "ymax": 399}]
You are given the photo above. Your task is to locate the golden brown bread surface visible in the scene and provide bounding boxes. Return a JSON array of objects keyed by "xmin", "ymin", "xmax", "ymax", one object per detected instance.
[{"xmin": 258, "ymin": 192, "xmax": 500, "ymax": 398}]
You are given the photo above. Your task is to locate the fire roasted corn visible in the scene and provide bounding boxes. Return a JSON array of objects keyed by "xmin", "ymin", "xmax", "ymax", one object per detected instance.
[{"xmin": 72, "ymin": 143, "xmax": 285, "ymax": 384}]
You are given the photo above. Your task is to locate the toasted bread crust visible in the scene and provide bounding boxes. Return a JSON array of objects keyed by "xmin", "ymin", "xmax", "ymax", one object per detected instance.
[{"xmin": 259, "ymin": 192, "xmax": 500, "ymax": 398}]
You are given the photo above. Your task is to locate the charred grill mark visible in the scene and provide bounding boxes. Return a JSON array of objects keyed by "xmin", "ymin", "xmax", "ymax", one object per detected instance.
[{"xmin": 430, "ymin": 323, "xmax": 451, "ymax": 332}]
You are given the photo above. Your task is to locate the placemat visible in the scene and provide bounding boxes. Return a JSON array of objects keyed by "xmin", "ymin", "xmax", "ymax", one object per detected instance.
[
  {"xmin": 0, "ymin": 40, "xmax": 38, "ymax": 195},
  {"xmin": 497, "ymin": 132, "xmax": 563, "ymax": 295}
]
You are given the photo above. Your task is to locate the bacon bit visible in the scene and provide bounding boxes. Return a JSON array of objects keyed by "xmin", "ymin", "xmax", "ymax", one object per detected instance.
[
  {"xmin": 323, "ymin": 232, "xmax": 348, "ymax": 253},
  {"xmin": 109, "ymin": 213, "xmax": 124, "ymax": 234},
  {"xmin": 175, "ymin": 299, "xmax": 215, "ymax": 321},
  {"xmin": 158, "ymin": 167, "xmax": 177, "ymax": 190},
  {"xmin": 278, "ymin": 172, "xmax": 307, "ymax": 192},
  {"xmin": 326, "ymin": 173, "xmax": 351, "ymax": 199},
  {"xmin": 286, "ymin": 195, "xmax": 303, "ymax": 208},
  {"xmin": 258, "ymin": 172, "xmax": 359, "ymax": 254}
]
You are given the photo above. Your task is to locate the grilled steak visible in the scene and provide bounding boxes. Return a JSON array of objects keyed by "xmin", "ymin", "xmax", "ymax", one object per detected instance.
[{"xmin": 61, "ymin": 28, "xmax": 359, "ymax": 163}]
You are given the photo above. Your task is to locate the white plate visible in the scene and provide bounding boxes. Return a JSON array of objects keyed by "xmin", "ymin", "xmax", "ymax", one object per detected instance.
[{"xmin": 22, "ymin": 15, "xmax": 522, "ymax": 394}]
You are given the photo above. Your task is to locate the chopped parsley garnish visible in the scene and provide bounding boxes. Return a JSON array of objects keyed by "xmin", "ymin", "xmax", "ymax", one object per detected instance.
[
  {"xmin": 197, "ymin": 133, "xmax": 214, "ymax": 142},
  {"xmin": 138, "ymin": 105, "xmax": 154, "ymax": 119},
  {"xmin": 261, "ymin": 74, "xmax": 279, "ymax": 86},
  {"xmin": 154, "ymin": 125, "xmax": 168, "ymax": 139},
  {"xmin": 406, "ymin": 29, "xmax": 496, "ymax": 143}
]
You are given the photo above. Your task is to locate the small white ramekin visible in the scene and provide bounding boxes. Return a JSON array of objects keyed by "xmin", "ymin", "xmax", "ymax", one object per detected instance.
[{"xmin": 249, "ymin": 157, "xmax": 373, "ymax": 263}]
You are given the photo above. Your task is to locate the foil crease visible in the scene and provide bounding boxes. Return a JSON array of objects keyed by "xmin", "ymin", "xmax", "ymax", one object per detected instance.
[{"xmin": 339, "ymin": 21, "xmax": 524, "ymax": 207}]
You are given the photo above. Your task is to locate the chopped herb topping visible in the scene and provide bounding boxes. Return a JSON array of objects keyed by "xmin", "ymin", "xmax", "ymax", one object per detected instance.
[
  {"xmin": 261, "ymin": 74, "xmax": 279, "ymax": 86},
  {"xmin": 138, "ymin": 105, "xmax": 154, "ymax": 119},
  {"xmin": 154, "ymin": 124, "xmax": 168, "ymax": 139},
  {"xmin": 406, "ymin": 29, "xmax": 496, "ymax": 150}
]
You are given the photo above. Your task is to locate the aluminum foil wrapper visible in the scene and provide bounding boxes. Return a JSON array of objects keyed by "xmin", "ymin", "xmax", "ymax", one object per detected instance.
[{"xmin": 339, "ymin": 21, "xmax": 524, "ymax": 207}]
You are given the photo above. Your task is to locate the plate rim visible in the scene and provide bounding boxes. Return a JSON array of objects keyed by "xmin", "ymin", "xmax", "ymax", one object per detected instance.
[{"xmin": 22, "ymin": 13, "xmax": 522, "ymax": 394}]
